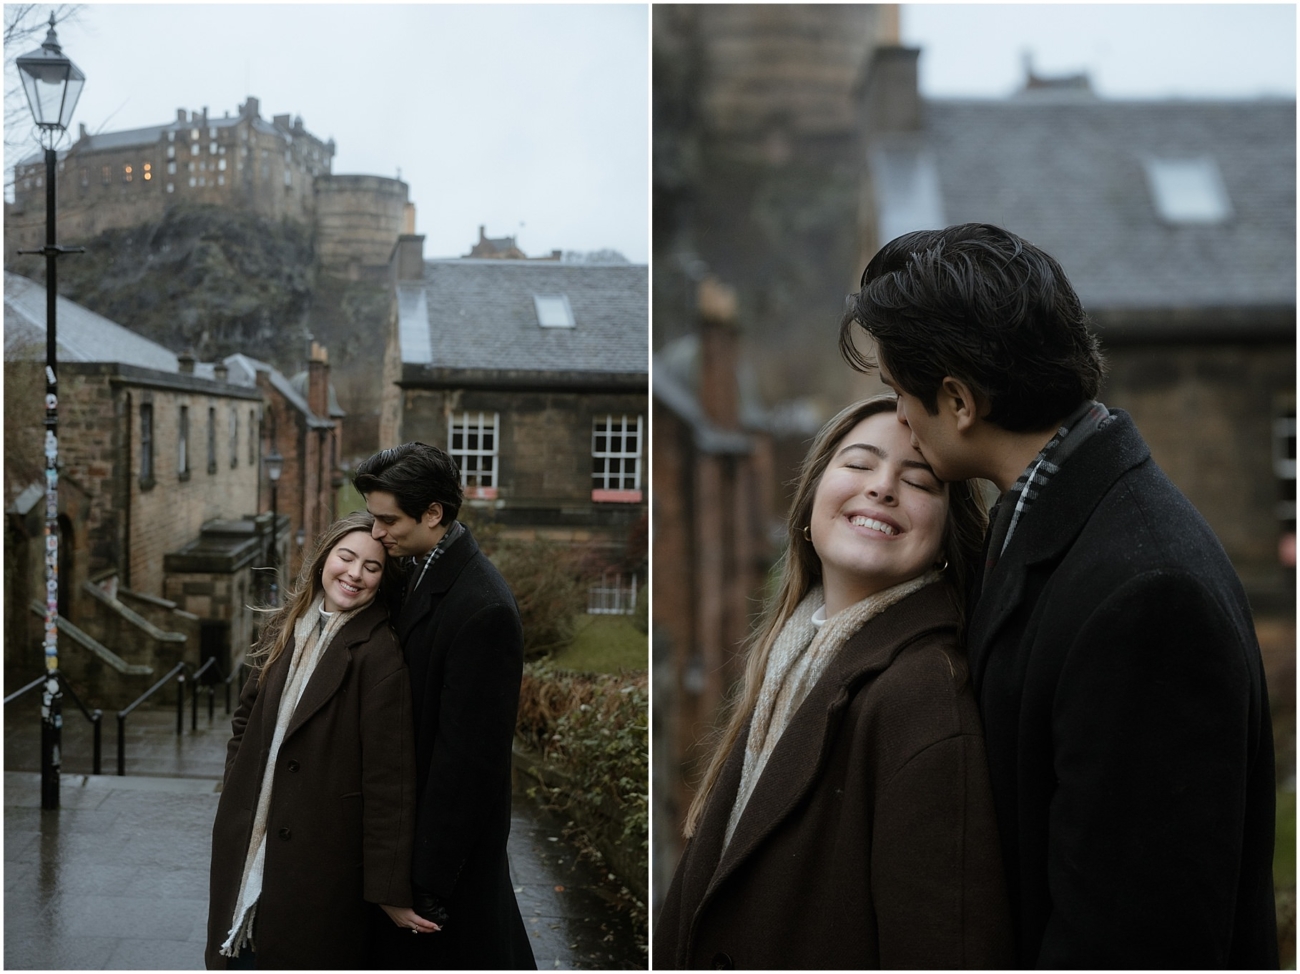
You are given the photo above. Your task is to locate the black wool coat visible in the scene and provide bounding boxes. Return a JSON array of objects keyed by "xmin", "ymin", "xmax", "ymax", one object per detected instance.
[
  {"xmin": 368, "ymin": 525, "xmax": 536, "ymax": 971},
  {"xmin": 969, "ymin": 409, "xmax": 1278, "ymax": 968},
  {"xmin": 206, "ymin": 600, "xmax": 416, "ymax": 970},
  {"xmin": 655, "ymin": 583, "xmax": 1014, "ymax": 970}
]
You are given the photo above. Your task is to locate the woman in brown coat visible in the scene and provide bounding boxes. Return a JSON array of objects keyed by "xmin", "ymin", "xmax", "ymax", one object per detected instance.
[
  {"xmin": 206, "ymin": 511, "xmax": 433, "ymax": 969},
  {"xmin": 655, "ymin": 395, "xmax": 1014, "ymax": 969}
]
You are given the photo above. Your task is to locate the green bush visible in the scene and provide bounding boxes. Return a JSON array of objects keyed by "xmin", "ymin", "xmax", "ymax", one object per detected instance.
[
  {"xmin": 517, "ymin": 661, "xmax": 648, "ymax": 866},
  {"xmin": 488, "ymin": 539, "xmax": 586, "ymax": 658}
]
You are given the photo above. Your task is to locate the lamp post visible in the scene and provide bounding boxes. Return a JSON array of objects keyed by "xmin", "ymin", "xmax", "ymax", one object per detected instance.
[
  {"xmin": 264, "ymin": 447, "xmax": 284, "ymax": 606},
  {"xmin": 15, "ymin": 14, "xmax": 86, "ymax": 811}
]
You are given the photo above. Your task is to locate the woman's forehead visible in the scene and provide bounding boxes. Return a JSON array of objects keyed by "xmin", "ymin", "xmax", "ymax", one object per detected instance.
[{"xmin": 334, "ymin": 530, "xmax": 385, "ymax": 560}]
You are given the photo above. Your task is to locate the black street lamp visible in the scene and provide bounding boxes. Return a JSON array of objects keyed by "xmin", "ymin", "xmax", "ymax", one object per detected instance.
[
  {"xmin": 15, "ymin": 14, "xmax": 86, "ymax": 811},
  {"xmin": 263, "ymin": 447, "xmax": 284, "ymax": 605}
]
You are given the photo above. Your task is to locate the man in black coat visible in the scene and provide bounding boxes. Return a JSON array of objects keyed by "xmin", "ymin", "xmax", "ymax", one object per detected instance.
[
  {"xmin": 355, "ymin": 442, "xmax": 536, "ymax": 970},
  {"xmin": 841, "ymin": 223, "xmax": 1278, "ymax": 968}
]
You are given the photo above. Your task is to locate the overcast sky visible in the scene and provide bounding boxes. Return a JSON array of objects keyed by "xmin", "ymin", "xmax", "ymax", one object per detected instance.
[
  {"xmin": 8, "ymin": 3, "xmax": 649, "ymax": 262},
  {"xmin": 902, "ymin": 3, "xmax": 1296, "ymax": 100}
]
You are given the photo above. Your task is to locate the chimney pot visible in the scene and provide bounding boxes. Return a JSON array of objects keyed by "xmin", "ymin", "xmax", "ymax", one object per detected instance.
[
  {"xmin": 392, "ymin": 234, "xmax": 426, "ymax": 282},
  {"xmin": 858, "ymin": 46, "xmax": 922, "ymax": 135}
]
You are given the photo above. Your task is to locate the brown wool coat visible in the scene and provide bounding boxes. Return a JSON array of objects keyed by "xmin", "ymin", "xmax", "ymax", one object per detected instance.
[
  {"xmin": 654, "ymin": 583, "xmax": 1014, "ymax": 970},
  {"xmin": 205, "ymin": 601, "xmax": 416, "ymax": 970}
]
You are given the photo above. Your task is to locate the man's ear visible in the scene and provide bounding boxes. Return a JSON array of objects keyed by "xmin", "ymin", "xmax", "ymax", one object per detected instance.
[
  {"xmin": 423, "ymin": 501, "xmax": 444, "ymax": 529},
  {"xmin": 938, "ymin": 376, "xmax": 987, "ymax": 432}
]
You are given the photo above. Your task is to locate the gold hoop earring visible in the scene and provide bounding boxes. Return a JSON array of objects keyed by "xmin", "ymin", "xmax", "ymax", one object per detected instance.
[{"xmin": 803, "ymin": 524, "xmax": 812, "ymax": 542}]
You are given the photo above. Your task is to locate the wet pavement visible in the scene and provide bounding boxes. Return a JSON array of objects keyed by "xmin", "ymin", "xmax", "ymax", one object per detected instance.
[{"xmin": 4, "ymin": 692, "xmax": 646, "ymax": 970}]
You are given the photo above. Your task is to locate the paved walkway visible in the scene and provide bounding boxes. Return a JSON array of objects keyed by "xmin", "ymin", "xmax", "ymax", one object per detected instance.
[{"xmin": 4, "ymin": 694, "xmax": 645, "ymax": 969}]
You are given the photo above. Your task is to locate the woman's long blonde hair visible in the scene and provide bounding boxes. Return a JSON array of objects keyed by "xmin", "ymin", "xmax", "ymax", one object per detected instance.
[
  {"xmin": 248, "ymin": 510, "xmax": 402, "ymax": 680},
  {"xmin": 682, "ymin": 394, "xmax": 988, "ymax": 837}
]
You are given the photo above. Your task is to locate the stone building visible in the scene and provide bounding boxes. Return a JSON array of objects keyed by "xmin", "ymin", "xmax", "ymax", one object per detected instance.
[
  {"xmin": 5, "ymin": 96, "xmax": 410, "ymax": 280},
  {"xmin": 380, "ymin": 235, "xmax": 647, "ymax": 560},
  {"xmin": 652, "ymin": 4, "xmax": 899, "ymax": 403},
  {"xmin": 854, "ymin": 46, "xmax": 1296, "ymax": 652},
  {"xmin": 650, "ymin": 277, "xmax": 777, "ymax": 907},
  {"xmin": 216, "ymin": 345, "xmax": 344, "ymax": 581},
  {"xmin": 4, "ymin": 273, "xmax": 279, "ymax": 704}
]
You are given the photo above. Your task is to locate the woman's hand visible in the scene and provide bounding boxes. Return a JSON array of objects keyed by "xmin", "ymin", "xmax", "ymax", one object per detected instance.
[{"xmin": 380, "ymin": 904, "xmax": 441, "ymax": 933}]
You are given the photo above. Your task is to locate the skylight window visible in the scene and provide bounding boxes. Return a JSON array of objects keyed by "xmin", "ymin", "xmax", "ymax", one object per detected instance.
[
  {"xmin": 1143, "ymin": 157, "xmax": 1232, "ymax": 224},
  {"xmin": 534, "ymin": 294, "xmax": 574, "ymax": 328}
]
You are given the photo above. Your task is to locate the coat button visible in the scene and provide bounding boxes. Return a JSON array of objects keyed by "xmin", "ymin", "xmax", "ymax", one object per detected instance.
[
  {"xmin": 711, "ymin": 952, "xmax": 733, "ymax": 969},
  {"xmin": 287, "ymin": 759, "xmax": 299, "ymax": 772},
  {"xmin": 278, "ymin": 827, "xmax": 291, "ymax": 840}
]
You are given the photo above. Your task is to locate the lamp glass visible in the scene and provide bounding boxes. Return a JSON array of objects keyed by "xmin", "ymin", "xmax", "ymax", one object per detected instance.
[
  {"xmin": 265, "ymin": 451, "xmax": 284, "ymax": 482},
  {"xmin": 16, "ymin": 48, "xmax": 84, "ymax": 130}
]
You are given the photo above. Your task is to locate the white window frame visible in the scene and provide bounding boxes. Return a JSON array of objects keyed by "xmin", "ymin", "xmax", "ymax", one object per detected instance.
[
  {"xmin": 448, "ymin": 410, "xmax": 499, "ymax": 499},
  {"xmin": 591, "ymin": 413, "xmax": 643, "ymax": 501},
  {"xmin": 533, "ymin": 294, "xmax": 574, "ymax": 328}
]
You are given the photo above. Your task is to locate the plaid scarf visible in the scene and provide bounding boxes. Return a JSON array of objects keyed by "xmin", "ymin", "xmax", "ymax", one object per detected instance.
[
  {"xmin": 406, "ymin": 519, "xmax": 465, "ymax": 598},
  {"xmin": 982, "ymin": 400, "xmax": 1112, "ymax": 591}
]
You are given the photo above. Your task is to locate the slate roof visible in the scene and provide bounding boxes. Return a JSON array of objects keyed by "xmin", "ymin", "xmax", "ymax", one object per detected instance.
[
  {"xmin": 398, "ymin": 260, "xmax": 647, "ymax": 375},
  {"xmin": 882, "ymin": 97, "xmax": 1295, "ymax": 311},
  {"xmin": 4, "ymin": 272, "xmax": 178, "ymax": 370}
]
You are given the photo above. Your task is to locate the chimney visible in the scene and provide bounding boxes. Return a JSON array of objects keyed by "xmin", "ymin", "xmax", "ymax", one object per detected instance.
[
  {"xmin": 551, "ymin": 250, "xmax": 562, "ymax": 261},
  {"xmin": 177, "ymin": 108, "xmax": 187, "ymax": 123},
  {"xmin": 392, "ymin": 234, "xmax": 425, "ymax": 282},
  {"xmin": 307, "ymin": 342, "xmax": 329, "ymax": 417},
  {"xmin": 478, "ymin": 225, "xmax": 486, "ymax": 243},
  {"xmin": 857, "ymin": 46, "xmax": 922, "ymax": 136},
  {"xmin": 242, "ymin": 96, "xmax": 260, "ymax": 119},
  {"xmin": 273, "ymin": 113, "xmax": 291, "ymax": 131},
  {"xmin": 214, "ymin": 362, "xmax": 229, "ymax": 382},
  {"xmin": 403, "ymin": 203, "xmax": 416, "ymax": 234},
  {"xmin": 78, "ymin": 122, "xmax": 87, "ymax": 141},
  {"xmin": 178, "ymin": 352, "xmax": 195, "ymax": 374},
  {"xmin": 697, "ymin": 277, "xmax": 740, "ymax": 430}
]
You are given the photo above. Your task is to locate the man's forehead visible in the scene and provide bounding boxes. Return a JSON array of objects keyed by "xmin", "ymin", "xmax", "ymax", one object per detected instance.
[{"xmin": 365, "ymin": 490, "xmax": 403, "ymax": 514}]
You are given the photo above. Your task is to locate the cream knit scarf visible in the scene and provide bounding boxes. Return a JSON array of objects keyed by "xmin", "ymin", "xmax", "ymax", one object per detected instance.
[
  {"xmin": 221, "ymin": 597, "xmax": 359, "ymax": 958},
  {"xmin": 723, "ymin": 571, "xmax": 941, "ymax": 850}
]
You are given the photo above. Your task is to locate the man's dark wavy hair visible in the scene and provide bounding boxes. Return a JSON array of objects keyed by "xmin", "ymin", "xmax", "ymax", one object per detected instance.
[
  {"xmin": 353, "ymin": 441, "xmax": 463, "ymax": 524},
  {"xmin": 840, "ymin": 223, "xmax": 1106, "ymax": 432}
]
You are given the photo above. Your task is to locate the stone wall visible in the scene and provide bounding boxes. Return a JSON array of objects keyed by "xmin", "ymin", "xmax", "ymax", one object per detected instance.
[
  {"xmin": 314, "ymin": 175, "xmax": 410, "ymax": 276},
  {"xmin": 399, "ymin": 384, "xmax": 648, "ymax": 547},
  {"xmin": 1101, "ymin": 341, "xmax": 1294, "ymax": 609},
  {"xmin": 120, "ymin": 376, "xmax": 262, "ymax": 597}
]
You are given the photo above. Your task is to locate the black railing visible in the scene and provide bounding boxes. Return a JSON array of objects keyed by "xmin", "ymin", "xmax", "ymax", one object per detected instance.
[
  {"xmin": 116, "ymin": 662, "xmax": 186, "ymax": 776},
  {"xmin": 59, "ymin": 677, "xmax": 104, "ymax": 776},
  {"xmin": 12, "ymin": 656, "xmax": 249, "ymax": 780},
  {"xmin": 5, "ymin": 673, "xmax": 103, "ymax": 775}
]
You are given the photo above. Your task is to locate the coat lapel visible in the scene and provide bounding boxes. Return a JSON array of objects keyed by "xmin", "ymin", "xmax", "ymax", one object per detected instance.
[
  {"xmin": 966, "ymin": 410, "xmax": 1151, "ymax": 685},
  {"xmin": 284, "ymin": 602, "xmax": 386, "ymax": 740},
  {"xmin": 696, "ymin": 583, "xmax": 959, "ymax": 920},
  {"xmin": 395, "ymin": 525, "xmax": 480, "ymax": 644}
]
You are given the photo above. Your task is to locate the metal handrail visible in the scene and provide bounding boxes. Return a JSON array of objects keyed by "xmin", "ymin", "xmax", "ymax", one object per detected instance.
[
  {"xmin": 116, "ymin": 662, "xmax": 186, "ymax": 776},
  {"xmin": 3, "ymin": 675, "xmax": 45, "ymax": 706},
  {"xmin": 5, "ymin": 673, "xmax": 103, "ymax": 774},
  {"xmin": 192, "ymin": 657, "xmax": 222, "ymax": 730},
  {"xmin": 58, "ymin": 676, "xmax": 103, "ymax": 776}
]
